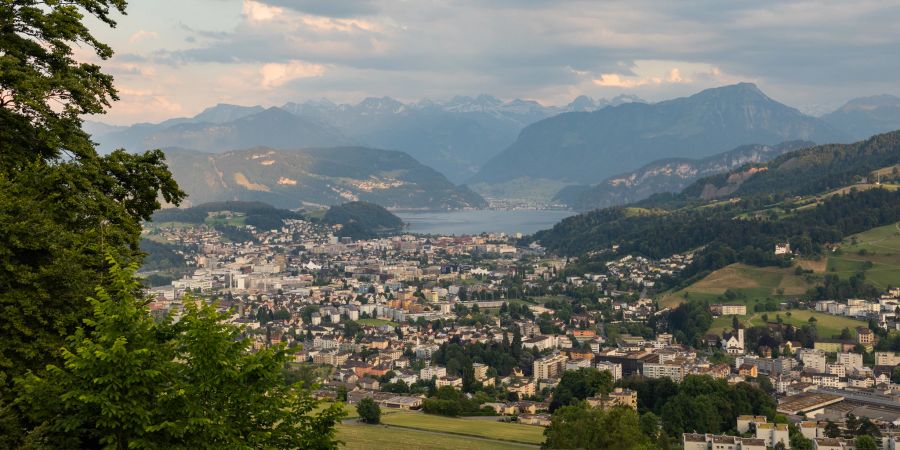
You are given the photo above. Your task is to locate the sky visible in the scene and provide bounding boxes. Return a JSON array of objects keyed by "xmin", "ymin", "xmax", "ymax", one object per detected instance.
[{"xmin": 84, "ymin": 0, "xmax": 900, "ymax": 125}]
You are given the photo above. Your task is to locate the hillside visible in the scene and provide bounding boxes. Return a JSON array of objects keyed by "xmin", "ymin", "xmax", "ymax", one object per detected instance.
[
  {"xmin": 822, "ymin": 95, "xmax": 900, "ymax": 142},
  {"xmin": 322, "ymin": 201, "xmax": 405, "ymax": 240},
  {"xmin": 555, "ymin": 141, "xmax": 812, "ymax": 211},
  {"xmin": 162, "ymin": 147, "xmax": 486, "ymax": 211},
  {"xmin": 471, "ymin": 83, "xmax": 843, "ymax": 190},
  {"xmin": 150, "ymin": 201, "xmax": 304, "ymax": 231},
  {"xmin": 681, "ymin": 130, "xmax": 900, "ymax": 201},
  {"xmin": 533, "ymin": 133, "xmax": 900, "ymax": 290}
]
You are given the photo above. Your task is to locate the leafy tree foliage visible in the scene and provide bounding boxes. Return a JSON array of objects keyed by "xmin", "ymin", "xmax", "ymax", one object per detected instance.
[
  {"xmin": 15, "ymin": 260, "xmax": 345, "ymax": 448},
  {"xmin": 618, "ymin": 375, "xmax": 775, "ymax": 437},
  {"xmin": 856, "ymin": 435, "xmax": 879, "ymax": 450},
  {"xmin": 549, "ymin": 368, "xmax": 613, "ymax": 411},
  {"xmin": 1, "ymin": 0, "xmax": 183, "ymax": 425},
  {"xmin": 543, "ymin": 404, "xmax": 651, "ymax": 450},
  {"xmin": 666, "ymin": 301, "xmax": 713, "ymax": 346},
  {"xmin": 356, "ymin": 397, "xmax": 381, "ymax": 425}
]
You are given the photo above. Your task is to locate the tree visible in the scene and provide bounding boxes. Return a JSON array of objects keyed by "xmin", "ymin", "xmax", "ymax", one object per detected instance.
[
  {"xmin": 0, "ymin": 0, "xmax": 184, "ymax": 414},
  {"xmin": 356, "ymin": 397, "xmax": 381, "ymax": 424},
  {"xmin": 789, "ymin": 424, "xmax": 814, "ymax": 450},
  {"xmin": 639, "ymin": 412, "xmax": 660, "ymax": 440},
  {"xmin": 549, "ymin": 368, "xmax": 614, "ymax": 411},
  {"xmin": 856, "ymin": 435, "xmax": 879, "ymax": 450},
  {"xmin": 824, "ymin": 420, "xmax": 841, "ymax": 438},
  {"xmin": 16, "ymin": 260, "xmax": 345, "ymax": 448},
  {"xmin": 543, "ymin": 404, "xmax": 650, "ymax": 450}
]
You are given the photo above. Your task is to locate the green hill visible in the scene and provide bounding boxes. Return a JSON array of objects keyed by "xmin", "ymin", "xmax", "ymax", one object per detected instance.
[
  {"xmin": 323, "ymin": 201, "xmax": 405, "ymax": 240},
  {"xmin": 163, "ymin": 146, "xmax": 487, "ymax": 211},
  {"xmin": 532, "ymin": 132, "xmax": 900, "ymax": 291}
]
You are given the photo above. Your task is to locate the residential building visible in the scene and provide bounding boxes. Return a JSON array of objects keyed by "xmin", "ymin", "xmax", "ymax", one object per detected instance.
[
  {"xmin": 533, "ymin": 353, "xmax": 567, "ymax": 380},
  {"xmin": 683, "ymin": 433, "xmax": 766, "ymax": 450}
]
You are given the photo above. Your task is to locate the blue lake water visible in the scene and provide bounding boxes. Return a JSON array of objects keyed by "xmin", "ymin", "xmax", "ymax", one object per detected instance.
[{"xmin": 396, "ymin": 209, "xmax": 576, "ymax": 236}]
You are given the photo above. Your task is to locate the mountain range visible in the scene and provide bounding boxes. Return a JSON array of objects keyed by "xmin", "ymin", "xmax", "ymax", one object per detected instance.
[
  {"xmin": 161, "ymin": 146, "xmax": 486, "ymax": 211},
  {"xmin": 86, "ymin": 85, "xmax": 900, "ymax": 209},
  {"xmin": 86, "ymin": 94, "xmax": 644, "ymax": 183},
  {"xmin": 470, "ymin": 83, "xmax": 845, "ymax": 190},
  {"xmin": 554, "ymin": 141, "xmax": 814, "ymax": 211},
  {"xmin": 821, "ymin": 94, "xmax": 900, "ymax": 142}
]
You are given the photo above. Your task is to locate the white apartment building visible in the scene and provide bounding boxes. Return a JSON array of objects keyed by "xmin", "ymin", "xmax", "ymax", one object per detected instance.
[{"xmin": 533, "ymin": 353, "xmax": 568, "ymax": 380}]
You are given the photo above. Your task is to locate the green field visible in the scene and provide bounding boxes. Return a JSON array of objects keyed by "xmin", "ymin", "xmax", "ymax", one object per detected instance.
[
  {"xmin": 828, "ymin": 222, "xmax": 900, "ymax": 289},
  {"xmin": 356, "ymin": 318, "xmax": 399, "ymax": 327},
  {"xmin": 337, "ymin": 423, "xmax": 534, "ymax": 449},
  {"xmin": 379, "ymin": 412, "xmax": 545, "ymax": 445},
  {"xmin": 660, "ymin": 263, "xmax": 817, "ymax": 309},
  {"xmin": 708, "ymin": 310, "xmax": 867, "ymax": 338}
]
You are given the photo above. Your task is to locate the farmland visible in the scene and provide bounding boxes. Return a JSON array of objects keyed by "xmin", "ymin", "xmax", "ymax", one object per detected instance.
[
  {"xmin": 337, "ymin": 423, "xmax": 536, "ymax": 450},
  {"xmin": 378, "ymin": 411, "xmax": 545, "ymax": 445}
]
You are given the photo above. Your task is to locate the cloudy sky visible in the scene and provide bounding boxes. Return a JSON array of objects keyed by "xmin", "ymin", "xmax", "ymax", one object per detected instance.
[{"xmin": 85, "ymin": 0, "xmax": 900, "ymax": 125}]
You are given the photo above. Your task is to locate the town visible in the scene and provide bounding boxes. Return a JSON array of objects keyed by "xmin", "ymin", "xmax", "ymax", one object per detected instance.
[{"xmin": 144, "ymin": 210, "xmax": 900, "ymax": 450}]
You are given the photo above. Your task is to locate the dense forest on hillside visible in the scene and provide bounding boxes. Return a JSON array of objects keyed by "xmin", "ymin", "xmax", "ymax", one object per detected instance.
[
  {"xmin": 151, "ymin": 201, "xmax": 304, "ymax": 231},
  {"xmin": 536, "ymin": 188, "xmax": 900, "ymax": 287},
  {"xmin": 323, "ymin": 201, "xmax": 404, "ymax": 240},
  {"xmin": 533, "ymin": 132, "xmax": 900, "ymax": 290},
  {"xmin": 681, "ymin": 131, "xmax": 900, "ymax": 200}
]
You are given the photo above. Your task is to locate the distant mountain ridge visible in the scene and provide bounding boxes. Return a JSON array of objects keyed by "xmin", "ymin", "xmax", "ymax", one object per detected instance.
[
  {"xmin": 86, "ymin": 94, "xmax": 645, "ymax": 183},
  {"xmin": 162, "ymin": 146, "xmax": 486, "ymax": 211},
  {"xmin": 821, "ymin": 94, "xmax": 900, "ymax": 142},
  {"xmin": 470, "ymin": 83, "xmax": 845, "ymax": 188},
  {"xmin": 531, "ymin": 130, "xmax": 900, "ymax": 258},
  {"xmin": 554, "ymin": 141, "xmax": 814, "ymax": 211},
  {"xmin": 679, "ymin": 130, "xmax": 900, "ymax": 201}
]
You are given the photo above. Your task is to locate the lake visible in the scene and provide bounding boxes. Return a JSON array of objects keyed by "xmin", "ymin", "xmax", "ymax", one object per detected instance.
[{"xmin": 396, "ymin": 209, "xmax": 576, "ymax": 236}]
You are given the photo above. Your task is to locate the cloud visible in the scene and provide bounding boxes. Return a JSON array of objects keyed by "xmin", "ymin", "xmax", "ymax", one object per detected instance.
[
  {"xmin": 242, "ymin": 0, "xmax": 282, "ymax": 23},
  {"xmin": 259, "ymin": 60, "xmax": 325, "ymax": 88},
  {"xmin": 128, "ymin": 30, "xmax": 159, "ymax": 43},
  {"xmin": 96, "ymin": 0, "xmax": 900, "ymax": 123},
  {"xmin": 592, "ymin": 61, "xmax": 721, "ymax": 88},
  {"xmin": 261, "ymin": 0, "xmax": 379, "ymax": 18}
]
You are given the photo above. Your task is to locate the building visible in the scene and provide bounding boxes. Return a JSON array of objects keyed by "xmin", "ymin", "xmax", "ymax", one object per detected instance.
[
  {"xmin": 507, "ymin": 379, "xmax": 536, "ymax": 398},
  {"xmin": 754, "ymin": 422, "xmax": 789, "ymax": 449},
  {"xmin": 642, "ymin": 362, "xmax": 686, "ymax": 382},
  {"xmin": 813, "ymin": 437, "xmax": 854, "ymax": 450},
  {"xmin": 737, "ymin": 416, "xmax": 768, "ymax": 433},
  {"xmin": 420, "ymin": 365, "xmax": 447, "ymax": 380},
  {"xmin": 711, "ymin": 304, "xmax": 748, "ymax": 316},
  {"xmin": 594, "ymin": 361, "xmax": 623, "ymax": 381},
  {"xmin": 738, "ymin": 363, "xmax": 758, "ymax": 378},
  {"xmin": 836, "ymin": 352, "xmax": 864, "ymax": 370},
  {"xmin": 472, "ymin": 362, "xmax": 489, "ymax": 381},
  {"xmin": 522, "ymin": 335, "xmax": 557, "ymax": 351},
  {"xmin": 683, "ymin": 433, "xmax": 766, "ymax": 450},
  {"xmin": 722, "ymin": 328, "xmax": 745, "ymax": 354},
  {"xmin": 586, "ymin": 388, "xmax": 637, "ymax": 411},
  {"xmin": 775, "ymin": 243, "xmax": 791, "ymax": 255},
  {"xmin": 776, "ymin": 392, "xmax": 844, "ymax": 418},
  {"xmin": 436, "ymin": 376, "xmax": 463, "ymax": 389},
  {"xmin": 857, "ymin": 327, "xmax": 875, "ymax": 345},
  {"xmin": 876, "ymin": 351, "xmax": 900, "ymax": 366},
  {"xmin": 533, "ymin": 353, "xmax": 567, "ymax": 380},
  {"xmin": 799, "ymin": 349, "xmax": 828, "ymax": 373}
]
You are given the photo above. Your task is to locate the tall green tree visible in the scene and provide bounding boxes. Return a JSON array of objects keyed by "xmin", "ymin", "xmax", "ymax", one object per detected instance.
[
  {"xmin": 543, "ymin": 404, "xmax": 651, "ymax": 450},
  {"xmin": 855, "ymin": 435, "xmax": 879, "ymax": 450},
  {"xmin": 356, "ymin": 397, "xmax": 381, "ymax": 425},
  {"xmin": 0, "ymin": 0, "xmax": 184, "ymax": 388},
  {"xmin": 17, "ymin": 259, "xmax": 345, "ymax": 449}
]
